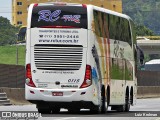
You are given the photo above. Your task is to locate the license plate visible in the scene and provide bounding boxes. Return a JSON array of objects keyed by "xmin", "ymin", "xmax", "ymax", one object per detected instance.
[{"xmin": 52, "ymin": 92, "xmax": 63, "ymax": 96}]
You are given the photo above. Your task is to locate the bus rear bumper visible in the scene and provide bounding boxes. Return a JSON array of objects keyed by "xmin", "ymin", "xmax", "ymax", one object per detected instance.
[{"xmin": 25, "ymin": 84, "xmax": 99, "ymax": 106}]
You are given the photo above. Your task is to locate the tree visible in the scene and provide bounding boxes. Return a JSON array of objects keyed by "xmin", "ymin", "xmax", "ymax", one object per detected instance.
[
  {"xmin": 123, "ymin": 0, "xmax": 160, "ymax": 35},
  {"xmin": 135, "ymin": 25, "xmax": 154, "ymax": 36},
  {"xmin": 0, "ymin": 17, "xmax": 19, "ymax": 46}
]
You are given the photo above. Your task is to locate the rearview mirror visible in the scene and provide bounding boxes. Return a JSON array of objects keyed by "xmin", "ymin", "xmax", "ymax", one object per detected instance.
[{"xmin": 136, "ymin": 45, "xmax": 144, "ymax": 65}]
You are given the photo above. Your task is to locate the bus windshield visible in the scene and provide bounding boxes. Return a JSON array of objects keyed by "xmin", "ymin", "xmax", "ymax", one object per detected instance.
[{"xmin": 31, "ymin": 6, "xmax": 87, "ymax": 29}]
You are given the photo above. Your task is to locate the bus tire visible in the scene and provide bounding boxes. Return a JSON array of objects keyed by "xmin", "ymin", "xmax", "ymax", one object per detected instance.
[
  {"xmin": 36, "ymin": 103, "xmax": 51, "ymax": 114},
  {"xmin": 130, "ymin": 87, "xmax": 133, "ymax": 105},
  {"xmin": 101, "ymin": 85, "xmax": 106, "ymax": 113},
  {"xmin": 38, "ymin": 108, "xmax": 51, "ymax": 114},
  {"xmin": 117, "ymin": 93, "xmax": 130, "ymax": 112},
  {"xmin": 124, "ymin": 94, "xmax": 130, "ymax": 112},
  {"xmin": 90, "ymin": 106, "xmax": 100, "ymax": 114},
  {"xmin": 106, "ymin": 86, "xmax": 110, "ymax": 112},
  {"xmin": 51, "ymin": 107, "xmax": 60, "ymax": 114}
]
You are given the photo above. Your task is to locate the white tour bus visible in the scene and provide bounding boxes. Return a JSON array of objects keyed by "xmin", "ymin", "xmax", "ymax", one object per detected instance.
[{"xmin": 25, "ymin": 2, "xmax": 139, "ymax": 113}]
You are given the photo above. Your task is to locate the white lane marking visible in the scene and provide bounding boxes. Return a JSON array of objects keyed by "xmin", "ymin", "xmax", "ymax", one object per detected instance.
[{"xmin": 54, "ymin": 117, "xmax": 78, "ymax": 120}]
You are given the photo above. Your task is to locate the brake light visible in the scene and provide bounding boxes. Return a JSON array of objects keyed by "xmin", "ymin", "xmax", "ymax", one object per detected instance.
[
  {"xmin": 54, "ymin": 2, "xmax": 66, "ymax": 6},
  {"xmin": 82, "ymin": 4, "xmax": 87, "ymax": 8},
  {"xmin": 33, "ymin": 3, "xmax": 38, "ymax": 7},
  {"xmin": 40, "ymin": 26, "xmax": 79, "ymax": 28},
  {"xmin": 26, "ymin": 64, "xmax": 36, "ymax": 87},
  {"xmin": 80, "ymin": 65, "xmax": 92, "ymax": 88}
]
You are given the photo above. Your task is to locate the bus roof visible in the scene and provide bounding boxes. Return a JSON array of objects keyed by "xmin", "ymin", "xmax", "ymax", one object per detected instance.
[
  {"xmin": 33, "ymin": 2, "xmax": 84, "ymax": 7},
  {"xmin": 30, "ymin": 2, "xmax": 131, "ymax": 21},
  {"xmin": 92, "ymin": 5, "xmax": 131, "ymax": 20}
]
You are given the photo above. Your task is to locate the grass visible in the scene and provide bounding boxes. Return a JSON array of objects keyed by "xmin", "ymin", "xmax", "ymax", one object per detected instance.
[{"xmin": 0, "ymin": 45, "xmax": 25, "ymax": 66}]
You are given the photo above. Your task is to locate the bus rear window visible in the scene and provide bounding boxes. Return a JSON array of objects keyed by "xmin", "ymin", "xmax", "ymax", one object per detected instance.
[{"xmin": 31, "ymin": 6, "xmax": 87, "ymax": 29}]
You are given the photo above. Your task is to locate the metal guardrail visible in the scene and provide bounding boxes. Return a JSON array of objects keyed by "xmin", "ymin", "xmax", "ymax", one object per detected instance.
[
  {"xmin": 0, "ymin": 64, "xmax": 25, "ymax": 88},
  {"xmin": 0, "ymin": 64, "xmax": 159, "ymax": 88},
  {"xmin": 137, "ymin": 70, "xmax": 160, "ymax": 86}
]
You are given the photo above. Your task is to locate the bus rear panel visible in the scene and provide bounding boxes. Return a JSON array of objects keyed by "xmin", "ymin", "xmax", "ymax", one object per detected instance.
[{"xmin": 25, "ymin": 3, "xmax": 100, "ymax": 111}]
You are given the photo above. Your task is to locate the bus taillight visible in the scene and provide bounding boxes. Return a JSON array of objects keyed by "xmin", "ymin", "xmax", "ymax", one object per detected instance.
[
  {"xmin": 26, "ymin": 64, "xmax": 36, "ymax": 87},
  {"xmin": 40, "ymin": 26, "xmax": 79, "ymax": 28},
  {"xmin": 53, "ymin": 2, "xmax": 67, "ymax": 6},
  {"xmin": 33, "ymin": 3, "xmax": 38, "ymax": 7},
  {"xmin": 80, "ymin": 65, "xmax": 92, "ymax": 88},
  {"xmin": 82, "ymin": 4, "xmax": 87, "ymax": 8}
]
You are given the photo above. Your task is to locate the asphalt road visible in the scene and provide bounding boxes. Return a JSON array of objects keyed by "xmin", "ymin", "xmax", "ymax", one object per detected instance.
[{"xmin": 0, "ymin": 98, "xmax": 160, "ymax": 120}]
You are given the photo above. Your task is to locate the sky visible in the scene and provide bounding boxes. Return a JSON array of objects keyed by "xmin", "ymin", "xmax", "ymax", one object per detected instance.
[{"xmin": 0, "ymin": 0, "xmax": 12, "ymax": 21}]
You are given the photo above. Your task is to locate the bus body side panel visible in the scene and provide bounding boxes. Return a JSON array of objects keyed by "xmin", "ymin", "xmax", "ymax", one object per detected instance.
[
  {"xmin": 109, "ymin": 38, "xmax": 135, "ymax": 105},
  {"xmin": 129, "ymin": 20, "xmax": 137, "ymax": 106},
  {"xmin": 92, "ymin": 7, "xmax": 111, "ymax": 89},
  {"xmin": 92, "ymin": 6, "xmax": 137, "ymax": 106},
  {"xmin": 87, "ymin": 5, "xmax": 101, "ymax": 106},
  {"xmin": 25, "ymin": 4, "xmax": 34, "ymax": 66},
  {"xmin": 87, "ymin": 29, "xmax": 102, "ymax": 106},
  {"xmin": 25, "ymin": 28, "xmax": 31, "ymax": 66}
]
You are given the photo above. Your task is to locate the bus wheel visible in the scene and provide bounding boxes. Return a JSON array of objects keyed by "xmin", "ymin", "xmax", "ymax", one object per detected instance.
[
  {"xmin": 90, "ymin": 86, "xmax": 107, "ymax": 114},
  {"xmin": 101, "ymin": 86, "xmax": 106, "ymax": 113},
  {"xmin": 124, "ymin": 94, "xmax": 130, "ymax": 112},
  {"xmin": 36, "ymin": 103, "xmax": 51, "ymax": 114},
  {"xmin": 38, "ymin": 108, "xmax": 51, "ymax": 114},
  {"xmin": 90, "ymin": 106, "xmax": 100, "ymax": 114},
  {"xmin": 117, "ymin": 94, "xmax": 130, "ymax": 112}
]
